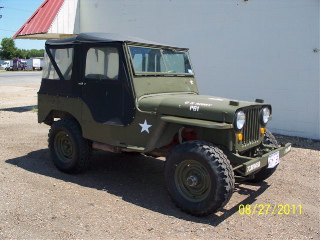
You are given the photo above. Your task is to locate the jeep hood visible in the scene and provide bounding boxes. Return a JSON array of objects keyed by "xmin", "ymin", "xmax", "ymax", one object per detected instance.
[{"xmin": 138, "ymin": 93, "xmax": 268, "ymax": 123}]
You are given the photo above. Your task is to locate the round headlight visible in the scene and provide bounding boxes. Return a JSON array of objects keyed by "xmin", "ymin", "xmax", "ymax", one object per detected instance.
[
  {"xmin": 235, "ymin": 111, "xmax": 246, "ymax": 131},
  {"xmin": 261, "ymin": 107, "xmax": 271, "ymax": 125}
]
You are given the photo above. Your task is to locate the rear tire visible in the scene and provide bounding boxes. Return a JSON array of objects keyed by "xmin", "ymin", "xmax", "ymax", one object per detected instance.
[
  {"xmin": 48, "ymin": 119, "xmax": 91, "ymax": 173},
  {"xmin": 249, "ymin": 130, "xmax": 279, "ymax": 183},
  {"xmin": 164, "ymin": 141, "xmax": 235, "ymax": 216}
]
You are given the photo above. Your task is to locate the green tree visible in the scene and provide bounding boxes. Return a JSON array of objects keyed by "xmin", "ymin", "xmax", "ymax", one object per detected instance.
[
  {"xmin": 28, "ymin": 49, "xmax": 44, "ymax": 58},
  {"xmin": 0, "ymin": 38, "xmax": 44, "ymax": 59},
  {"xmin": 15, "ymin": 49, "xmax": 28, "ymax": 59},
  {"xmin": 0, "ymin": 38, "xmax": 17, "ymax": 59}
]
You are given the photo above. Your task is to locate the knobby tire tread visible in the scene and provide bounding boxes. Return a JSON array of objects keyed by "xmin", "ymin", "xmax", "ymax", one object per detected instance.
[
  {"xmin": 48, "ymin": 118, "xmax": 92, "ymax": 173},
  {"xmin": 166, "ymin": 140, "xmax": 235, "ymax": 216}
]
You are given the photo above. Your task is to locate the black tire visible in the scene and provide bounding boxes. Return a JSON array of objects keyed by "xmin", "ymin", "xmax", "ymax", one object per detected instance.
[
  {"xmin": 264, "ymin": 129, "xmax": 279, "ymax": 147},
  {"xmin": 249, "ymin": 130, "xmax": 279, "ymax": 183},
  {"xmin": 164, "ymin": 141, "xmax": 235, "ymax": 216},
  {"xmin": 48, "ymin": 119, "xmax": 91, "ymax": 173}
]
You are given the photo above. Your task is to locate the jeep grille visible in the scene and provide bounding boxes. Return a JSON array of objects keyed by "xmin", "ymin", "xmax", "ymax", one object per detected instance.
[{"xmin": 242, "ymin": 107, "xmax": 260, "ymax": 146}]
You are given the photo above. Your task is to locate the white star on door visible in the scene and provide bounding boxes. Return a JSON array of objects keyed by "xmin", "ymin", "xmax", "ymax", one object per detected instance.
[{"xmin": 139, "ymin": 120, "xmax": 152, "ymax": 133}]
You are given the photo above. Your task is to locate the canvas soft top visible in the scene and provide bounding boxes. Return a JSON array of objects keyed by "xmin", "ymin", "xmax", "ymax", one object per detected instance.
[{"xmin": 45, "ymin": 32, "xmax": 188, "ymax": 50}]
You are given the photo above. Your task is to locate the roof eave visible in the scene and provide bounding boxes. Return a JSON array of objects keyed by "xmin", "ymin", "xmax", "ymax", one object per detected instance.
[
  {"xmin": 12, "ymin": 0, "xmax": 65, "ymax": 39},
  {"xmin": 15, "ymin": 33, "xmax": 76, "ymax": 40}
]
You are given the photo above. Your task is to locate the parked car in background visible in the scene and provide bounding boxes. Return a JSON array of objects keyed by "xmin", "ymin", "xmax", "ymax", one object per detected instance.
[
  {"xmin": 25, "ymin": 58, "xmax": 43, "ymax": 71},
  {"xmin": 1, "ymin": 60, "xmax": 12, "ymax": 70},
  {"xmin": 3, "ymin": 59, "xmax": 26, "ymax": 71},
  {"xmin": 12, "ymin": 59, "xmax": 27, "ymax": 71}
]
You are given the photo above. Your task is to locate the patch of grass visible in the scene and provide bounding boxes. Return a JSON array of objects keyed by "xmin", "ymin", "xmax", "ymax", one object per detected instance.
[{"xmin": 32, "ymin": 106, "xmax": 38, "ymax": 113}]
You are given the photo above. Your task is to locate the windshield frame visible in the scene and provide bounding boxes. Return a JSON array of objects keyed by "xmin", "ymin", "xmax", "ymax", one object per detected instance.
[{"xmin": 126, "ymin": 44, "xmax": 194, "ymax": 77}]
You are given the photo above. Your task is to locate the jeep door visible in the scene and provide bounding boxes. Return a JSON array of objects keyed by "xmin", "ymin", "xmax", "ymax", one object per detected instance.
[{"xmin": 80, "ymin": 43, "xmax": 135, "ymax": 126}]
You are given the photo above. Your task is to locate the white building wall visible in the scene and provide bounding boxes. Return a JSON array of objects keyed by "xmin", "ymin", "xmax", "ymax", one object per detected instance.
[
  {"xmin": 80, "ymin": 0, "xmax": 320, "ymax": 139},
  {"xmin": 48, "ymin": 0, "xmax": 80, "ymax": 35}
]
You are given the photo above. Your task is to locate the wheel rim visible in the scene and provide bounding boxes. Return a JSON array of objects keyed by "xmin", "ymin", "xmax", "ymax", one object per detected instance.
[
  {"xmin": 54, "ymin": 131, "xmax": 74, "ymax": 163},
  {"xmin": 174, "ymin": 160, "xmax": 211, "ymax": 202}
]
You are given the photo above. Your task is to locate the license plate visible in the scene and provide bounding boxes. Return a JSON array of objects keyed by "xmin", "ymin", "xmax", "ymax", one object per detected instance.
[{"xmin": 268, "ymin": 151, "xmax": 280, "ymax": 168}]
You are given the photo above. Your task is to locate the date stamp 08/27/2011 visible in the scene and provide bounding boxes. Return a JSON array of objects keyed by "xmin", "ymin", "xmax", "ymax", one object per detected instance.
[{"xmin": 238, "ymin": 204, "xmax": 303, "ymax": 215}]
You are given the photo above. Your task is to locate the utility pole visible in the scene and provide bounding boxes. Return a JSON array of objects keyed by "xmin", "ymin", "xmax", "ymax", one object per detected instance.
[{"xmin": 0, "ymin": 6, "xmax": 3, "ymax": 19}]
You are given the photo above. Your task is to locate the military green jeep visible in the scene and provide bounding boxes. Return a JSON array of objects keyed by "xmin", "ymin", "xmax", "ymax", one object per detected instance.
[{"xmin": 38, "ymin": 32, "xmax": 291, "ymax": 216}]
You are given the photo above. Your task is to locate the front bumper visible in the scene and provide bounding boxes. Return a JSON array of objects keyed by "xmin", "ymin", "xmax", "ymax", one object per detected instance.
[{"xmin": 228, "ymin": 143, "xmax": 292, "ymax": 176}]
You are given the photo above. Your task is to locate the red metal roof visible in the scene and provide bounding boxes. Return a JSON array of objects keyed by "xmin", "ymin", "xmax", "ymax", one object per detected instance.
[{"xmin": 13, "ymin": 0, "xmax": 65, "ymax": 39}]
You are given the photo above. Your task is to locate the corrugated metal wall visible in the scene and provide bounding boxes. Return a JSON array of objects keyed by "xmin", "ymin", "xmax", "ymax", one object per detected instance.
[
  {"xmin": 79, "ymin": 0, "xmax": 320, "ymax": 139},
  {"xmin": 48, "ymin": 0, "xmax": 79, "ymax": 35}
]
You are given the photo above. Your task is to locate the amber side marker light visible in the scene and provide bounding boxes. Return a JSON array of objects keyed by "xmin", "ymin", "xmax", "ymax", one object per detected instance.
[
  {"xmin": 238, "ymin": 134, "xmax": 243, "ymax": 141},
  {"xmin": 260, "ymin": 128, "xmax": 266, "ymax": 134}
]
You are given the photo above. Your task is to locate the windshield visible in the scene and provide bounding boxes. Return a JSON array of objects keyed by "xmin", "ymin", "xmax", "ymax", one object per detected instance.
[{"xmin": 129, "ymin": 46, "xmax": 193, "ymax": 75}]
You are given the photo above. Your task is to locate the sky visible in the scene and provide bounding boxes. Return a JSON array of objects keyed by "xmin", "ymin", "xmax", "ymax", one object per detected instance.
[{"xmin": 0, "ymin": 0, "xmax": 45, "ymax": 50}]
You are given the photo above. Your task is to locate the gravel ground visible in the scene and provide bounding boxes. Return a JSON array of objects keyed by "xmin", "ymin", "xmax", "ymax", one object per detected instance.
[{"xmin": 0, "ymin": 83, "xmax": 319, "ymax": 239}]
